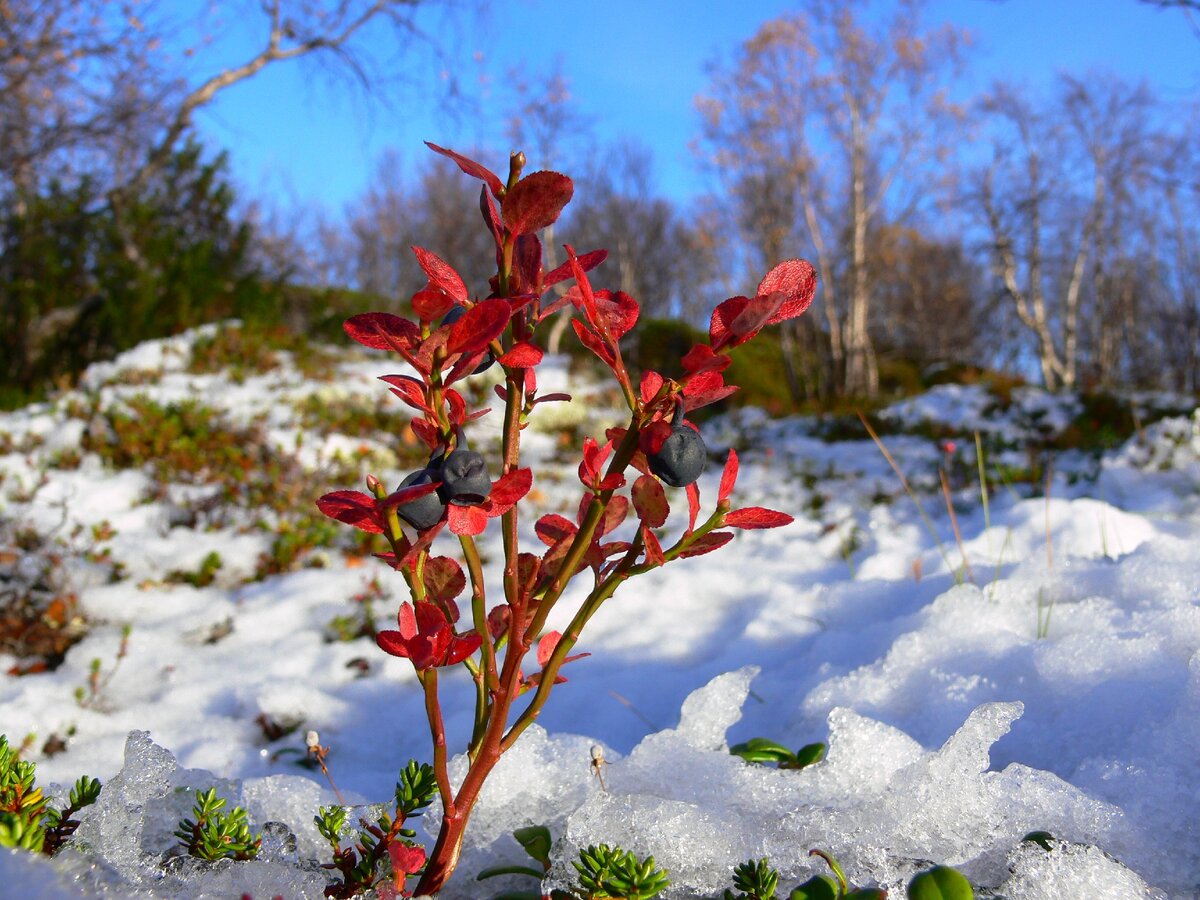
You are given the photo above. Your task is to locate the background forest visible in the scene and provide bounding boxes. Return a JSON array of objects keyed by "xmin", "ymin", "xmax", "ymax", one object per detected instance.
[{"xmin": 2, "ymin": 0, "xmax": 1198, "ymax": 410}]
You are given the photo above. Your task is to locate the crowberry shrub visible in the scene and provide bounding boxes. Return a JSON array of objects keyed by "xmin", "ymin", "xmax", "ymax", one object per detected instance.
[{"xmin": 318, "ymin": 141, "xmax": 815, "ymax": 895}]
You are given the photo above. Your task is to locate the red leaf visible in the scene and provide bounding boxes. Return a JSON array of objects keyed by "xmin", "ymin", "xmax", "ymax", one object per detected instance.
[
  {"xmin": 642, "ymin": 525, "xmax": 665, "ymax": 566},
  {"xmin": 540, "ymin": 535, "xmax": 575, "ymax": 581},
  {"xmin": 317, "ymin": 491, "xmax": 383, "ymax": 533},
  {"xmin": 545, "ymin": 248, "xmax": 607, "ymax": 288},
  {"xmin": 488, "ymin": 468, "xmax": 533, "ymax": 512},
  {"xmin": 344, "ymin": 312, "xmax": 419, "ymax": 352},
  {"xmin": 425, "ymin": 141, "xmax": 504, "ymax": 197},
  {"xmin": 594, "ymin": 290, "xmax": 639, "ymax": 340},
  {"xmin": 565, "ymin": 245, "xmax": 602, "ymax": 330},
  {"xmin": 494, "ymin": 383, "xmax": 509, "ymax": 402},
  {"xmin": 422, "ymin": 556, "xmax": 466, "ymax": 606},
  {"xmin": 535, "ymin": 631, "xmax": 588, "ymax": 670},
  {"xmin": 515, "ymin": 233, "xmax": 543, "ymax": 293},
  {"xmin": 488, "ymin": 605, "xmax": 511, "ymax": 641},
  {"xmin": 396, "ymin": 520, "xmax": 446, "ymax": 569},
  {"xmin": 724, "ymin": 507, "xmax": 794, "ymax": 529},
  {"xmin": 597, "ymin": 472, "xmax": 626, "ymax": 492},
  {"xmin": 376, "ymin": 630, "xmax": 412, "ymax": 659},
  {"xmin": 503, "ymin": 171, "xmax": 574, "ymax": 235},
  {"xmin": 410, "ymin": 418, "xmax": 440, "ymax": 450},
  {"xmin": 379, "ymin": 374, "xmax": 430, "ymax": 412},
  {"xmin": 396, "ymin": 602, "xmax": 421, "ymax": 639},
  {"xmin": 412, "ymin": 287, "xmax": 457, "ymax": 322},
  {"xmin": 517, "ymin": 552, "xmax": 542, "ymax": 602},
  {"xmin": 681, "ymin": 343, "xmax": 732, "ymax": 376},
  {"xmin": 445, "ymin": 349, "xmax": 491, "ymax": 386},
  {"xmin": 446, "ymin": 299, "xmax": 511, "ymax": 355},
  {"xmin": 679, "ymin": 531, "xmax": 735, "ymax": 558},
  {"xmin": 536, "ymin": 514, "xmax": 577, "ymax": 546},
  {"xmin": 583, "ymin": 437, "xmax": 612, "ymax": 477},
  {"xmin": 448, "ymin": 503, "xmax": 489, "ymax": 536},
  {"xmin": 758, "ymin": 259, "xmax": 818, "ymax": 324},
  {"xmin": 480, "ymin": 184, "xmax": 503, "ymax": 253},
  {"xmin": 536, "ymin": 631, "xmax": 561, "ymax": 667},
  {"xmin": 708, "ymin": 296, "xmax": 748, "ymax": 351},
  {"xmin": 377, "ymin": 479, "xmax": 441, "ymax": 510},
  {"xmin": 683, "ymin": 369, "xmax": 739, "ymax": 411},
  {"xmin": 444, "ymin": 388, "xmax": 466, "ymax": 425},
  {"xmin": 410, "ymin": 329, "xmax": 445, "ymax": 375},
  {"xmin": 599, "ymin": 495, "xmax": 630, "ymax": 536},
  {"xmin": 640, "ymin": 370, "xmax": 664, "ymax": 404},
  {"xmin": 445, "ymin": 632, "xmax": 482, "ymax": 665},
  {"xmin": 413, "ymin": 246, "xmax": 468, "ymax": 303},
  {"xmin": 719, "ymin": 449, "xmax": 739, "ymax": 503},
  {"xmin": 388, "ymin": 843, "xmax": 427, "ymax": 877},
  {"xmin": 683, "ymin": 369, "xmax": 724, "ymax": 398},
  {"xmin": 639, "ymin": 420, "xmax": 672, "ymax": 457},
  {"xmin": 632, "ymin": 474, "xmax": 669, "ymax": 528},
  {"xmin": 533, "ymin": 391, "xmax": 571, "ymax": 405},
  {"xmin": 729, "ymin": 292, "xmax": 785, "ymax": 341},
  {"xmin": 571, "ymin": 319, "xmax": 615, "ymax": 367},
  {"xmin": 686, "ymin": 481, "xmax": 701, "ymax": 534},
  {"xmin": 498, "ymin": 341, "xmax": 544, "ymax": 368},
  {"xmin": 538, "ymin": 288, "xmax": 575, "ymax": 321}
]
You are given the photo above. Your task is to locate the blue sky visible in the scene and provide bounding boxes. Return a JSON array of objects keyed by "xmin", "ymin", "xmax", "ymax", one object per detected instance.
[{"xmin": 191, "ymin": 0, "xmax": 1200, "ymax": 214}]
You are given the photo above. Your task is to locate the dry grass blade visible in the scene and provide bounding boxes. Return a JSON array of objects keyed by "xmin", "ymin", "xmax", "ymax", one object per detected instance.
[
  {"xmin": 940, "ymin": 467, "xmax": 976, "ymax": 584},
  {"xmin": 856, "ymin": 411, "xmax": 959, "ymax": 583}
]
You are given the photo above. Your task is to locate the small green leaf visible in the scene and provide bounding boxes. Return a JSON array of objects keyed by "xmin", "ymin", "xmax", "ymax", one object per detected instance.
[
  {"xmin": 734, "ymin": 749, "xmax": 797, "ymax": 765},
  {"xmin": 731, "ymin": 856, "xmax": 779, "ymax": 899},
  {"xmin": 788, "ymin": 874, "xmax": 839, "ymax": 900},
  {"xmin": 846, "ymin": 890, "xmax": 887, "ymax": 899},
  {"xmin": 1021, "ymin": 830, "xmax": 1055, "ymax": 851},
  {"xmin": 907, "ymin": 865, "xmax": 974, "ymax": 900},
  {"xmin": 730, "ymin": 738, "xmax": 795, "ymax": 764},
  {"xmin": 513, "ymin": 823, "xmax": 553, "ymax": 868},
  {"xmin": 789, "ymin": 742, "xmax": 827, "ymax": 769},
  {"xmin": 476, "ymin": 863, "xmax": 547, "ymax": 881}
]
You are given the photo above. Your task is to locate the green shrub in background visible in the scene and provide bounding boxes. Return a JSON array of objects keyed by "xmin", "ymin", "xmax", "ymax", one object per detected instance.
[
  {"xmin": 0, "ymin": 140, "xmax": 283, "ymax": 408},
  {"xmin": 630, "ymin": 318, "xmax": 804, "ymax": 417}
]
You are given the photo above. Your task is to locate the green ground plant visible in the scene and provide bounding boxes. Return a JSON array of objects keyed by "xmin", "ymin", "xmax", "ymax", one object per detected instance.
[
  {"xmin": 173, "ymin": 786, "xmax": 261, "ymax": 862},
  {"xmin": 0, "ymin": 734, "xmax": 101, "ymax": 854}
]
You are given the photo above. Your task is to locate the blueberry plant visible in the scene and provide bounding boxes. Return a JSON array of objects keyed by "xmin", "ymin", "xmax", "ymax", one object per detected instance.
[{"xmin": 317, "ymin": 142, "xmax": 815, "ymax": 896}]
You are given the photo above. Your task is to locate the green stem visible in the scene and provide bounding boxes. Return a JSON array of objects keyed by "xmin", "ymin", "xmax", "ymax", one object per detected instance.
[
  {"xmin": 461, "ymin": 656, "xmax": 488, "ymax": 758},
  {"xmin": 503, "ymin": 537, "xmax": 644, "ymax": 751},
  {"xmin": 522, "ymin": 420, "xmax": 642, "ymax": 644},
  {"xmin": 370, "ymin": 478, "xmax": 416, "ymax": 595},
  {"xmin": 459, "ymin": 534, "xmax": 497, "ymax": 702}
]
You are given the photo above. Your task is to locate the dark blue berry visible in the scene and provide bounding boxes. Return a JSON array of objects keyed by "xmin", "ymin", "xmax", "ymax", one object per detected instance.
[
  {"xmin": 648, "ymin": 424, "xmax": 707, "ymax": 488},
  {"xmin": 394, "ymin": 467, "xmax": 446, "ymax": 531},
  {"xmin": 437, "ymin": 448, "xmax": 491, "ymax": 505}
]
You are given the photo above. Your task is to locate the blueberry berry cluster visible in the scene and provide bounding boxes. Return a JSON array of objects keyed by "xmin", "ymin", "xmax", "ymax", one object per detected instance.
[{"xmin": 394, "ymin": 440, "xmax": 493, "ymax": 532}]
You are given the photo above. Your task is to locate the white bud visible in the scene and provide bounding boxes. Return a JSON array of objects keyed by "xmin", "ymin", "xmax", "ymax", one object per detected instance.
[{"xmin": 305, "ymin": 730, "xmax": 321, "ymax": 750}]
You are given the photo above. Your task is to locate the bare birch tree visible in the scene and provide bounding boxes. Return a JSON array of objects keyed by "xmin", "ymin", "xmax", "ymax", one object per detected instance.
[
  {"xmin": 696, "ymin": 0, "xmax": 965, "ymax": 398},
  {"xmin": 975, "ymin": 75, "xmax": 1159, "ymax": 391}
]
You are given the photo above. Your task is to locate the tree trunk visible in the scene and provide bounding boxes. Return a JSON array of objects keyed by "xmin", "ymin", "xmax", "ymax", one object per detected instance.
[{"xmin": 844, "ymin": 123, "xmax": 877, "ymax": 397}]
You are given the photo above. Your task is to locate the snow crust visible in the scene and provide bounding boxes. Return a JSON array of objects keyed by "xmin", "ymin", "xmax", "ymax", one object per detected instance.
[{"xmin": 1, "ymin": 324, "xmax": 1197, "ymax": 897}]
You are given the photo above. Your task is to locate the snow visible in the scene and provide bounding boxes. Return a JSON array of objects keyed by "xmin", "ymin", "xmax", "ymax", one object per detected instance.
[{"xmin": 1, "ymin": 322, "xmax": 1198, "ymax": 897}]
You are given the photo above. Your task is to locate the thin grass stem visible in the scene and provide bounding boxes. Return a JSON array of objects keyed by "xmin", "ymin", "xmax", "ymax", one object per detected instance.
[{"xmin": 857, "ymin": 411, "xmax": 957, "ymax": 582}]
